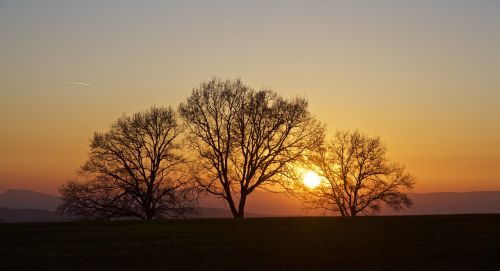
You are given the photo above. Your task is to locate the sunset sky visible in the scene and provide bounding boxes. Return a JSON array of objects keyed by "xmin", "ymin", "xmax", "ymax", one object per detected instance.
[{"xmin": 1, "ymin": 1, "xmax": 499, "ymax": 195}]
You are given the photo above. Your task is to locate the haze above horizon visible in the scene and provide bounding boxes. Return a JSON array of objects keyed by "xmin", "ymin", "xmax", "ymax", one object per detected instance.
[{"xmin": 1, "ymin": 1, "xmax": 499, "ymax": 194}]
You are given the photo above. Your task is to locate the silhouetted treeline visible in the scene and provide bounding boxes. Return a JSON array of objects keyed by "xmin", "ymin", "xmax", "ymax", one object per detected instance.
[{"xmin": 59, "ymin": 77, "xmax": 415, "ymax": 219}]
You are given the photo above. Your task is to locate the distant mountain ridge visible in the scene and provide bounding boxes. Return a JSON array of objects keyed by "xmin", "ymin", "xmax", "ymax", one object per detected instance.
[
  {"xmin": 191, "ymin": 207, "xmax": 263, "ymax": 218},
  {"xmin": 0, "ymin": 207, "xmax": 71, "ymax": 223},
  {"xmin": 1, "ymin": 189, "xmax": 500, "ymax": 223},
  {"xmin": 0, "ymin": 189, "xmax": 261, "ymax": 223},
  {"xmin": 381, "ymin": 191, "xmax": 500, "ymax": 215},
  {"xmin": 0, "ymin": 189, "xmax": 61, "ymax": 211}
]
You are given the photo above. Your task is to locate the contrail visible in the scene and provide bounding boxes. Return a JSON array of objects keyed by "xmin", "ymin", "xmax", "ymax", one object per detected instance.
[{"xmin": 66, "ymin": 81, "xmax": 92, "ymax": 86}]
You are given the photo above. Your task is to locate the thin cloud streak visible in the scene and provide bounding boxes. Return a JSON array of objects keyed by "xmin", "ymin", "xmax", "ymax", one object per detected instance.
[{"xmin": 66, "ymin": 81, "xmax": 92, "ymax": 86}]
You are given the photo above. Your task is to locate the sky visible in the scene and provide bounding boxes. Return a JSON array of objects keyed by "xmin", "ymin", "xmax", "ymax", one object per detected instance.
[{"xmin": 0, "ymin": 0, "xmax": 499, "ymax": 195}]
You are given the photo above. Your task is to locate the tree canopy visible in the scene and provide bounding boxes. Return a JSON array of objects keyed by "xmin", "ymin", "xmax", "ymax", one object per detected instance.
[
  {"xmin": 299, "ymin": 130, "xmax": 415, "ymax": 216},
  {"xmin": 58, "ymin": 107, "xmax": 196, "ymax": 220},
  {"xmin": 179, "ymin": 78, "xmax": 324, "ymax": 217}
]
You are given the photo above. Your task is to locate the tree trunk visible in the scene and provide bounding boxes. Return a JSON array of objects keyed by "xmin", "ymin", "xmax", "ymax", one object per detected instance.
[
  {"xmin": 226, "ymin": 196, "xmax": 240, "ymax": 218},
  {"xmin": 233, "ymin": 211, "xmax": 244, "ymax": 218},
  {"xmin": 350, "ymin": 208, "xmax": 357, "ymax": 217},
  {"xmin": 235, "ymin": 193, "xmax": 247, "ymax": 218},
  {"xmin": 145, "ymin": 209, "xmax": 155, "ymax": 220}
]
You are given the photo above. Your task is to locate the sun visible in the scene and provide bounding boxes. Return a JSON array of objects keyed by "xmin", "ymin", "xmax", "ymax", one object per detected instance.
[{"xmin": 303, "ymin": 170, "xmax": 321, "ymax": 188}]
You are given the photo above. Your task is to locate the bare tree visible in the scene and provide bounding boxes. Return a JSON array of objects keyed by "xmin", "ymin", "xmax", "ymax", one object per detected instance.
[
  {"xmin": 58, "ymin": 107, "xmax": 197, "ymax": 220},
  {"xmin": 179, "ymin": 78, "xmax": 324, "ymax": 218},
  {"xmin": 300, "ymin": 130, "xmax": 415, "ymax": 216}
]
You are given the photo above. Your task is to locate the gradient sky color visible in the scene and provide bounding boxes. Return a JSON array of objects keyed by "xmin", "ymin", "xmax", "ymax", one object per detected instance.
[{"xmin": 1, "ymin": 1, "xmax": 499, "ymax": 194}]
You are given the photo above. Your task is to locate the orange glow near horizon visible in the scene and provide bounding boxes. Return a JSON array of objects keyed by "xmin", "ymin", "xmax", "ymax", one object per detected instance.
[{"xmin": 0, "ymin": 1, "xmax": 499, "ymax": 195}]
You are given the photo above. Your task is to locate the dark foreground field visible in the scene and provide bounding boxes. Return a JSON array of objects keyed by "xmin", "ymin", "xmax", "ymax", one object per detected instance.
[{"xmin": 1, "ymin": 215, "xmax": 499, "ymax": 270}]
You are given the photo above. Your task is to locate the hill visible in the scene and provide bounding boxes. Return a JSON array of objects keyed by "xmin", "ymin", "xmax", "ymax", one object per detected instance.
[
  {"xmin": 381, "ymin": 191, "xmax": 500, "ymax": 215},
  {"xmin": 0, "ymin": 189, "xmax": 61, "ymax": 211},
  {"xmin": 2, "ymin": 189, "xmax": 500, "ymax": 222},
  {"xmin": 0, "ymin": 189, "xmax": 263, "ymax": 222},
  {"xmin": 0, "ymin": 207, "xmax": 70, "ymax": 223},
  {"xmin": 192, "ymin": 207, "xmax": 263, "ymax": 218},
  {"xmin": 0, "ymin": 215, "xmax": 499, "ymax": 270}
]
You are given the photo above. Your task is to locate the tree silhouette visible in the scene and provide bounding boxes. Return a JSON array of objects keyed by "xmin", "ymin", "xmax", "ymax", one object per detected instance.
[
  {"xmin": 58, "ymin": 107, "xmax": 196, "ymax": 220},
  {"xmin": 300, "ymin": 130, "xmax": 415, "ymax": 216},
  {"xmin": 179, "ymin": 78, "xmax": 324, "ymax": 218}
]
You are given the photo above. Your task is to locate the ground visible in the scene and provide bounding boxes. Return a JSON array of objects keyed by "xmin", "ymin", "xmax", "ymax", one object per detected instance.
[{"xmin": 1, "ymin": 215, "xmax": 499, "ymax": 270}]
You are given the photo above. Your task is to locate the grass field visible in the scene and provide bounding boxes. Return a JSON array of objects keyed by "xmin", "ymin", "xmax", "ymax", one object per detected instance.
[{"xmin": 1, "ymin": 215, "xmax": 499, "ymax": 270}]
